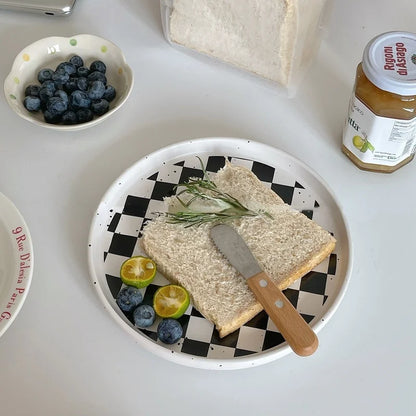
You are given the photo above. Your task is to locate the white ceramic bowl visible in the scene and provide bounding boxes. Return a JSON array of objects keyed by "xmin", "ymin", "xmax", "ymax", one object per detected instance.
[{"xmin": 3, "ymin": 34, "xmax": 134, "ymax": 131}]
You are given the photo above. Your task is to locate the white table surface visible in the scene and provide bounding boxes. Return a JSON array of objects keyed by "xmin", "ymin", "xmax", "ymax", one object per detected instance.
[{"xmin": 0, "ymin": 1, "xmax": 415, "ymax": 415}]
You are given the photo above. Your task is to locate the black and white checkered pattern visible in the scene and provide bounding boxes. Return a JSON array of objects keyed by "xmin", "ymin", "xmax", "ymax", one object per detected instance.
[{"xmin": 102, "ymin": 155, "xmax": 338, "ymax": 358}]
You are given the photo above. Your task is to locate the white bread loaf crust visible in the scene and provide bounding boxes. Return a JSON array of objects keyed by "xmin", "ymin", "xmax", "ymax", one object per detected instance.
[
  {"xmin": 141, "ymin": 162, "xmax": 336, "ymax": 337},
  {"xmin": 168, "ymin": 0, "xmax": 328, "ymax": 87}
]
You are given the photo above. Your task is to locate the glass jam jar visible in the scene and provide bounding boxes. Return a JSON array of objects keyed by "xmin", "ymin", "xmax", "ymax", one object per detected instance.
[{"xmin": 342, "ymin": 31, "xmax": 416, "ymax": 173}]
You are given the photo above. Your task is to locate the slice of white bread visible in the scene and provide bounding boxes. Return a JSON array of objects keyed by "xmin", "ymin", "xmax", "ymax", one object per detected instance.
[
  {"xmin": 141, "ymin": 162, "xmax": 336, "ymax": 337},
  {"xmin": 168, "ymin": 0, "xmax": 329, "ymax": 87}
]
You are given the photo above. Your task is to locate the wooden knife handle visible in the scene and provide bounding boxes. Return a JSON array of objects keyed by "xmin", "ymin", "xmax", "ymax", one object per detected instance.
[{"xmin": 247, "ymin": 271, "xmax": 318, "ymax": 356}]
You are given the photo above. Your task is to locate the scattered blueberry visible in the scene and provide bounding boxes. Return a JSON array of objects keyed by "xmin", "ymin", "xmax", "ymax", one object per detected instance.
[
  {"xmin": 157, "ymin": 319, "xmax": 183, "ymax": 344},
  {"xmin": 37, "ymin": 68, "xmax": 54, "ymax": 83},
  {"xmin": 70, "ymin": 90, "xmax": 91, "ymax": 110},
  {"xmin": 133, "ymin": 305, "xmax": 156, "ymax": 328},
  {"xmin": 116, "ymin": 286, "xmax": 143, "ymax": 313},
  {"xmin": 24, "ymin": 96, "xmax": 41, "ymax": 112},
  {"xmin": 88, "ymin": 80, "xmax": 105, "ymax": 100},
  {"xmin": 90, "ymin": 60, "xmax": 106, "ymax": 73},
  {"xmin": 24, "ymin": 84, "xmax": 40, "ymax": 97},
  {"xmin": 61, "ymin": 110, "xmax": 78, "ymax": 125},
  {"xmin": 87, "ymin": 71, "xmax": 107, "ymax": 84},
  {"xmin": 103, "ymin": 85, "xmax": 116, "ymax": 102},
  {"xmin": 23, "ymin": 54, "xmax": 117, "ymax": 124},
  {"xmin": 69, "ymin": 55, "xmax": 84, "ymax": 68},
  {"xmin": 76, "ymin": 108, "xmax": 94, "ymax": 123},
  {"xmin": 91, "ymin": 99, "xmax": 109, "ymax": 116}
]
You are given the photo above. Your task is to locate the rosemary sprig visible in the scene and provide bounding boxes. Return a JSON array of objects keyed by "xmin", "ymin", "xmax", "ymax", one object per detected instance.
[{"xmin": 162, "ymin": 157, "xmax": 272, "ymax": 227}]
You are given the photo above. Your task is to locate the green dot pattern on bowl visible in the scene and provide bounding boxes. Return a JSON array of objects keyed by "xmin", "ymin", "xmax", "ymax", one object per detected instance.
[
  {"xmin": 70, "ymin": 39, "xmax": 77, "ymax": 46},
  {"xmin": 13, "ymin": 77, "xmax": 20, "ymax": 84},
  {"xmin": 101, "ymin": 45, "xmax": 108, "ymax": 53},
  {"xmin": 9, "ymin": 94, "xmax": 16, "ymax": 100}
]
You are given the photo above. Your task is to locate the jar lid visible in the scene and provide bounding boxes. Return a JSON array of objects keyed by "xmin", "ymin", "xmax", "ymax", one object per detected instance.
[{"xmin": 362, "ymin": 31, "xmax": 416, "ymax": 95}]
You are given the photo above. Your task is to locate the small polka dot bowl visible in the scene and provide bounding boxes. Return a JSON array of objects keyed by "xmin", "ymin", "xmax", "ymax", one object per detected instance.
[{"xmin": 3, "ymin": 34, "xmax": 134, "ymax": 131}]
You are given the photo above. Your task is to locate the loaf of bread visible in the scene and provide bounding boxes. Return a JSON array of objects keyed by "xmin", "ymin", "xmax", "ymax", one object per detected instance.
[
  {"xmin": 167, "ymin": 0, "xmax": 329, "ymax": 87},
  {"xmin": 141, "ymin": 162, "xmax": 336, "ymax": 337}
]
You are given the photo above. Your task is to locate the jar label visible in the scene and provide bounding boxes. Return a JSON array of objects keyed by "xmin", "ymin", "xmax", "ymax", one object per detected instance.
[{"xmin": 342, "ymin": 94, "xmax": 416, "ymax": 166}]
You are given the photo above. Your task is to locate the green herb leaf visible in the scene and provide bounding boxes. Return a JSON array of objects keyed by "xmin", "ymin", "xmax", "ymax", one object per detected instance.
[{"xmin": 160, "ymin": 157, "xmax": 272, "ymax": 226}]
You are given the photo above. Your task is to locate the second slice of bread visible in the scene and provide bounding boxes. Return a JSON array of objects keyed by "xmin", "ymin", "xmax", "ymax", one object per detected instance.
[{"xmin": 141, "ymin": 162, "xmax": 336, "ymax": 338}]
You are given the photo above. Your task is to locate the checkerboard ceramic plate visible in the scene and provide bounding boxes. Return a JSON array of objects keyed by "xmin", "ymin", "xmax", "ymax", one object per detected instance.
[{"xmin": 88, "ymin": 138, "xmax": 352, "ymax": 370}]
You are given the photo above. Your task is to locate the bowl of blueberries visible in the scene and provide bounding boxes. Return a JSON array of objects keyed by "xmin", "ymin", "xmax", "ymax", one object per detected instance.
[{"xmin": 4, "ymin": 34, "xmax": 133, "ymax": 130}]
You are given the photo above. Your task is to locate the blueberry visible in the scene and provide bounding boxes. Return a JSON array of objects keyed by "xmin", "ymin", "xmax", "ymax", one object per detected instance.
[
  {"xmin": 76, "ymin": 77, "xmax": 88, "ymax": 91},
  {"xmin": 38, "ymin": 68, "xmax": 54, "ymax": 83},
  {"xmin": 133, "ymin": 305, "xmax": 156, "ymax": 328},
  {"xmin": 76, "ymin": 108, "xmax": 93, "ymax": 123},
  {"xmin": 77, "ymin": 66, "xmax": 90, "ymax": 77},
  {"xmin": 64, "ymin": 77, "xmax": 79, "ymax": 93},
  {"xmin": 61, "ymin": 111, "xmax": 78, "ymax": 125},
  {"xmin": 41, "ymin": 80, "xmax": 56, "ymax": 93},
  {"xmin": 90, "ymin": 60, "xmax": 106, "ymax": 73},
  {"xmin": 54, "ymin": 89, "xmax": 69, "ymax": 104},
  {"xmin": 24, "ymin": 96, "xmax": 41, "ymax": 112},
  {"xmin": 157, "ymin": 319, "xmax": 183, "ymax": 344},
  {"xmin": 87, "ymin": 71, "xmax": 107, "ymax": 84},
  {"xmin": 44, "ymin": 110, "xmax": 61, "ymax": 124},
  {"xmin": 91, "ymin": 99, "xmax": 109, "ymax": 116},
  {"xmin": 116, "ymin": 286, "xmax": 143, "ymax": 313},
  {"xmin": 56, "ymin": 61, "xmax": 76, "ymax": 75},
  {"xmin": 69, "ymin": 55, "xmax": 84, "ymax": 68},
  {"xmin": 46, "ymin": 96, "xmax": 68, "ymax": 115},
  {"xmin": 102, "ymin": 85, "xmax": 116, "ymax": 102},
  {"xmin": 25, "ymin": 84, "xmax": 40, "ymax": 97},
  {"xmin": 70, "ymin": 90, "xmax": 91, "ymax": 110},
  {"xmin": 38, "ymin": 87, "xmax": 54, "ymax": 103},
  {"xmin": 52, "ymin": 68, "xmax": 70, "ymax": 86},
  {"xmin": 88, "ymin": 80, "xmax": 105, "ymax": 100}
]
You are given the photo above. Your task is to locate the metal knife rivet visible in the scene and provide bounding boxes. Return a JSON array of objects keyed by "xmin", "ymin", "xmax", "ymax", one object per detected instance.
[
  {"xmin": 259, "ymin": 279, "xmax": 268, "ymax": 287},
  {"xmin": 275, "ymin": 299, "xmax": 284, "ymax": 308}
]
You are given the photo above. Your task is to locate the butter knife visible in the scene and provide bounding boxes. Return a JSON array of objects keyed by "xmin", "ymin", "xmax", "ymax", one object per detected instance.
[{"xmin": 210, "ymin": 223, "xmax": 318, "ymax": 357}]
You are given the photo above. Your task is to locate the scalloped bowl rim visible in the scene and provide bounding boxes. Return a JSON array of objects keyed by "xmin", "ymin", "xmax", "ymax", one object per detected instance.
[{"xmin": 3, "ymin": 34, "xmax": 134, "ymax": 131}]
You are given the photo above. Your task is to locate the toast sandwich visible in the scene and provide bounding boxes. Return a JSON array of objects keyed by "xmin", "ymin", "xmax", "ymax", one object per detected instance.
[{"xmin": 141, "ymin": 161, "xmax": 336, "ymax": 337}]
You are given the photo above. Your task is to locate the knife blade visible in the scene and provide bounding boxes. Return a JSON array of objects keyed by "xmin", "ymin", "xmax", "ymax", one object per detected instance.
[{"xmin": 210, "ymin": 223, "xmax": 318, "ymax": 357}]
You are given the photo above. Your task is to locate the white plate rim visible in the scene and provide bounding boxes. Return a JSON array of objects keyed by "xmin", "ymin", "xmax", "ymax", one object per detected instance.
[
  {"xmin": 88, "ymin": 137, "xmax": 353, "ymax": 370},
  {"xmin": 0, "ymin": 192, "xmax": 34, "ymax": 338}
]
